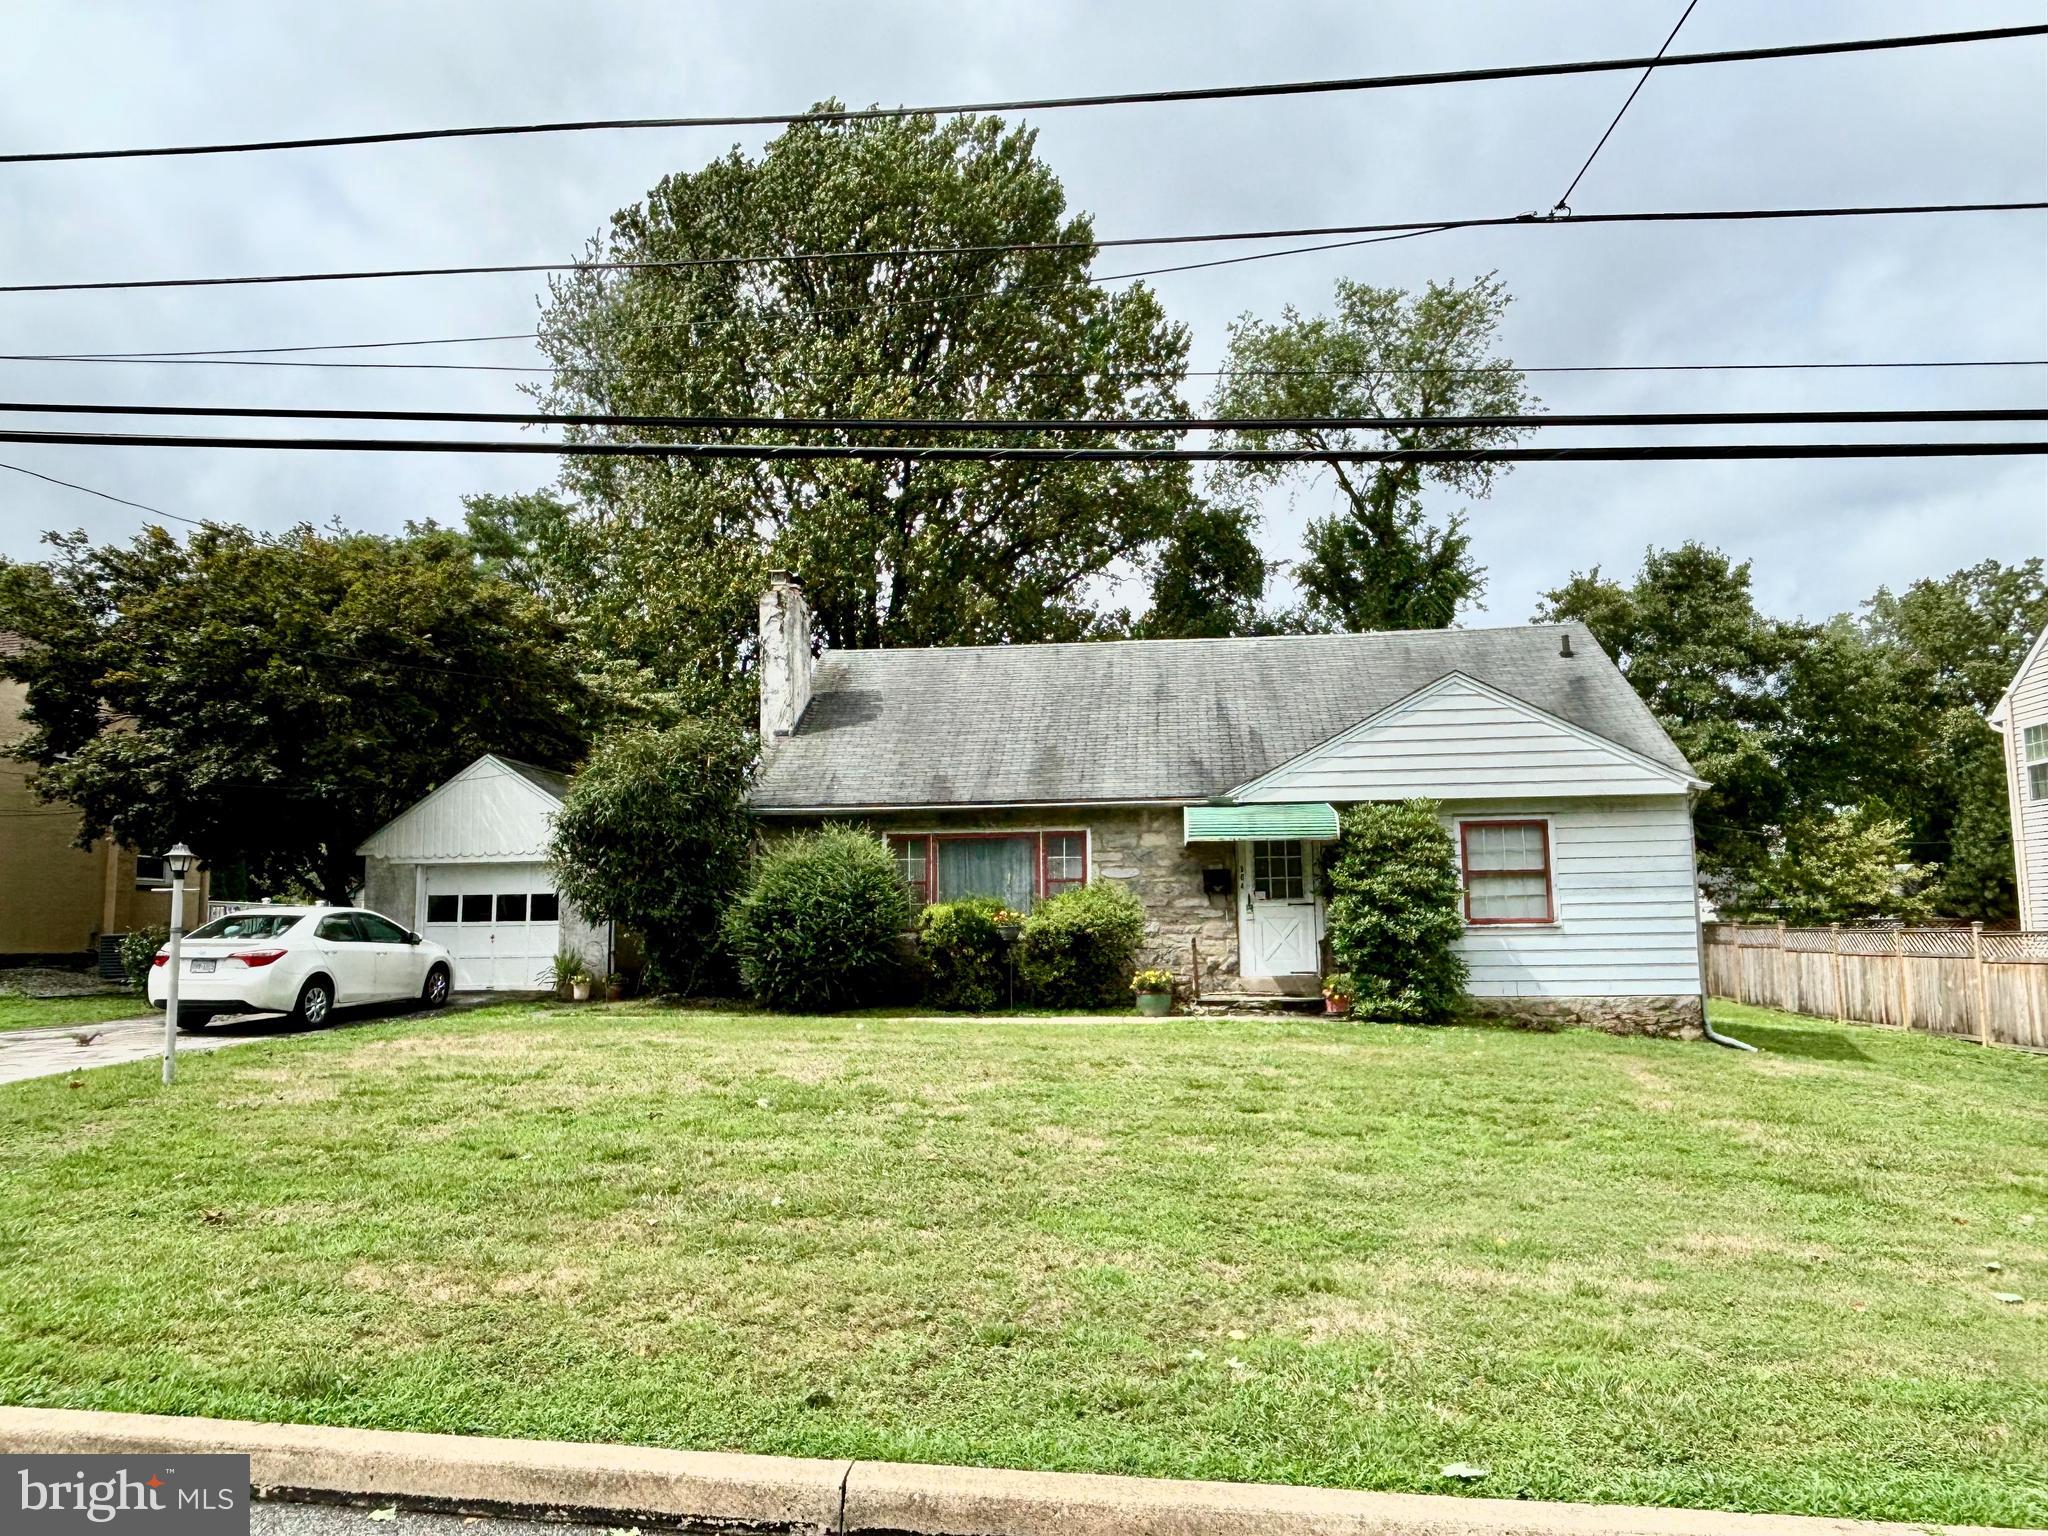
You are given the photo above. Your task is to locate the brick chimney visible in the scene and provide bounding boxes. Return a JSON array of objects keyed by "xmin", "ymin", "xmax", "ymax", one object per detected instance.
[{"xmin": 758, "ymin": 570, "xmax": 813, "ymax": 739}]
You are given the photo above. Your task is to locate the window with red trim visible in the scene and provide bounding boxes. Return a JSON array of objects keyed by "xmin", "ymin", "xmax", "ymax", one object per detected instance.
[
  {"xmin": 1459, "ymin": 820, "xmax": 1554, "ymax": 924},
  {"xmin": 886, "ymin": 830, "xmax": 1088, "ymax": 910}
]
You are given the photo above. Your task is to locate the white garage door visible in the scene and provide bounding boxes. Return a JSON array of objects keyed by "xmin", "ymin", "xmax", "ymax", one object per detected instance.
[{"xmin": 420, "ymin": 862, "xmax": 562, "ymax": 991}]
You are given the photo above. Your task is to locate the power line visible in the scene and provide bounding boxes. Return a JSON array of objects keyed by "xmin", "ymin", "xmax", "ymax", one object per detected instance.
[
  {"xmin": 0, "ymin": 458, "xmax": 207, "ymax": 526},
  {"xmin": 1554, "ymin": 0, "xmax": 1699, "ymax": 214},
  {"xmin": 4, "ymin": 201, "xmax": 2041, "ymax": 296},
  {"xmin": 4, "ymin": 348, "xmax": 2044, "ymax": 379},
  {"xmin": 0, "ymin": 427, "xmax": 2040, "ymax": 462},
  {"xmin": 5, "ymin": 24, "xmax": 2040, "ymax": 165},
  {"xmin": 3, "ymin": 400, "xmax": 2044, "ymax": 433}
]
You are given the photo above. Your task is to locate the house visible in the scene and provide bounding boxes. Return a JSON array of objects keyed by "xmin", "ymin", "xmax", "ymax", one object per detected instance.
[
  {"xmin": 1989, "ymin": 627, "xmax": 2048, "ymax": 929},
  {"xmin": 0, "ymin": 631, "xmax": 211, "ymax": 966},
  {"xmin": 750, "ymin": 573, "xmax": 1710, "ymax": 1035},
  {"xmin": 358, "ymin": 755, "xmax": 606, "ymax": 991}
]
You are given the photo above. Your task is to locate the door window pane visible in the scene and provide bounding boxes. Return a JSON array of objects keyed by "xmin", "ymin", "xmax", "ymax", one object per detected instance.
[
  {"xmin": 426, "ymin": 894, "xmax": 458, "ymax": 923},
  {"xmin": 460, "ymin": 894, "xmax": 491, "ymax": 922},
  {"xmin": 1250, "ymin": 840, "xmax": 1305, "ymax": 900},
  {"xmin": 316, "ymin": 914, "xmax": 364, "ymax": 942},
  {"xmin": 530, "ymin": 893, "xmax": 560, "ymax": 922},
  {"xmin": 935, "ymin": 836, "xmax": 1037, "ymax": 911},
  {"xmin": 496, "ymin": 893, "xmax": 529, "ymax": 922},
  {"xmin": 356, "ymin": 912, "xmax": 409, "ymax": 943}
]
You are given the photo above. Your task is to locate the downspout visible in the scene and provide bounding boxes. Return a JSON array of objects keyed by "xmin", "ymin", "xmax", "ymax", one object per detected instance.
[{"xmin": 1687, "ymin": 793, "xmax": 1754, "ymax": 1052}]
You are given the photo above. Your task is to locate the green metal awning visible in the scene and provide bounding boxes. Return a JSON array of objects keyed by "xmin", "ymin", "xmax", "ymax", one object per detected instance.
[{"xmin": 1183, "ymin": 802, "xmax": 1340, "ymax": 844}]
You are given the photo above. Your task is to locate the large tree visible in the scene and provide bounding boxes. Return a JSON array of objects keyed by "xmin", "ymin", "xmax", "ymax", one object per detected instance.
[
  {"xmin": 1208, "ymin": 275, "xmax": 1532, "ymax": 631},
  {"xmin": 478, "ymin": 107, "xmax": 1201, "ymax": 717},
  {"xmin": 0, "ymin": 524, "xmax": 591, "ymax": 903}
]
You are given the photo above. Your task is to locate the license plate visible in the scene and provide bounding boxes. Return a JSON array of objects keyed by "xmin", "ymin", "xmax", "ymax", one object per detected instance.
[{"xmin": 189, "ymin": 958, "xmax": 216, "ymax": 974}]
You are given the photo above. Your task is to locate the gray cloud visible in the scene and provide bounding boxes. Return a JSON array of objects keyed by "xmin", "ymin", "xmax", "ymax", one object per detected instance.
[{"xmin": 1, "ymin": 0, "xmax": 2041, "ymax": 625}]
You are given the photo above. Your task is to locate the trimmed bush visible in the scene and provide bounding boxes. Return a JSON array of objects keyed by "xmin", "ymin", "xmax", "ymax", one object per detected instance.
[
  {"xmin": 917, "ymin": 898, "xmax": 1011, "ymax": 1011},
  {"xmin": 1016, "ymin": 882, "xmax": 1146, "ymax": 1009},
  {"xmin": 547, "ymin": 717, "xmax": 753, "ymax": 995},
  {"xmin": 117, "ymin": 924, "xmax": 169, "ymax": 992},
  {"xmin": 724, "ymin": 825, "xmax": 914, "ymax": 1012},
  {"xmin": 1323, "ymin": 799, "xmax": 1467, "ymax": 1023}
]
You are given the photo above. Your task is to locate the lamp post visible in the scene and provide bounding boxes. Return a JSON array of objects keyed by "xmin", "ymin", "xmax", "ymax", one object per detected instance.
[{"xmin": 160, "ymin": 843, "xmax": 195, "ymax": 1085}]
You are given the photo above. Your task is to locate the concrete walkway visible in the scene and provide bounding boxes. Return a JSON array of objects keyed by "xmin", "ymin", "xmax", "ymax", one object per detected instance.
[{"xmin": 0, "ymin": 997, "xmax": 492, "ymax": 1085}]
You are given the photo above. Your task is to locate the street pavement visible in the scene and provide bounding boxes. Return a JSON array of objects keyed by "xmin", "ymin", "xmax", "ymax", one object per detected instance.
[
  {"xmin": 0, "ymin": 997, "xmax": 492, "ymax": 1085},
  {"xmin": 253, "ymin": 1503, "xmax": 590, "ymax": 1536}
]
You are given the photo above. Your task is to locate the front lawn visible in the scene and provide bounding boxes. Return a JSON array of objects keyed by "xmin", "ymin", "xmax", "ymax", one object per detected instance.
[
  {"xmin": 0, "ymin": 991, "xmax": 151, "ymax": 1032},
  {"xmin": 0, "ymin": 1002, "xmax": 2041, "ymax": 1525}
]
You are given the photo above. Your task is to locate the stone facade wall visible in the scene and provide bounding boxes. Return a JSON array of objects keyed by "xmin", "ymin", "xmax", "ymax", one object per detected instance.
[
  {"xmin": 764, "ymin": 806, "xmax": 1242, "ymax": 990},
  {"xmin": 1460, "ymin": 993, "xmax": 1704, "ymax": 1040}
]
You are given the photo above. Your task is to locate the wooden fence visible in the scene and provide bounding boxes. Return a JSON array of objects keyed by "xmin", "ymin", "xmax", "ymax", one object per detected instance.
[{"xmin": 1702, "ymin": 922, "xmax": 2048, "ymax": 1051}]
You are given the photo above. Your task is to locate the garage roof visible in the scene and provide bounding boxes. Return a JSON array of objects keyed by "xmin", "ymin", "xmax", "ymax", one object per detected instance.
[{"xmin": 356, "ymin": 754, "xmax": 569, "ymax": 863}]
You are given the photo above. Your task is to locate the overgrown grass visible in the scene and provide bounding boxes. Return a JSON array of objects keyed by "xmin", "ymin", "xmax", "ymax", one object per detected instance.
[
  {"xmin": 0, "ymin": 1001, "xmax": 2041, "ymax": 1525},
  {"xmin": 0, "ymin": 992, "xmax": 150, "ymax": 1032}
]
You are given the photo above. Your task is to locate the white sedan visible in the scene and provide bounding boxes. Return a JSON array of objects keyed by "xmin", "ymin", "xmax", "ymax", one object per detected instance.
[{"xmin": 147, "ymin": 905, "xmax": 455, "ymax": 1031}]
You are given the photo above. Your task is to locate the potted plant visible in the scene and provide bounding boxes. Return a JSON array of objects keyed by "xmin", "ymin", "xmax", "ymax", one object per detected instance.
[
  {"xmin": 990, "ymin": 907, "xmax": 1025, "ymax": 941},
  {"xmin": 604, "ymin": 972, "xmax": 628, "ymax": 1002},
  {"xmin": 1131, "ymin": 967, "xmax": 1176, "ymax": 1017},
  {"xmin": 1321, "ymin": 971, "xmax": 1355, "ymax": 1017},
  {"xmin": 539, "ymin": 948, "xmax": 590, "ymax": 1001}
]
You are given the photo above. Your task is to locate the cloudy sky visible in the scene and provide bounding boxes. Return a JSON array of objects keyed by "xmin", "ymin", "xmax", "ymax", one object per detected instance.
[{"xmin": 1, "ymin": 0, "xmax": 2042, "ymax": 626}]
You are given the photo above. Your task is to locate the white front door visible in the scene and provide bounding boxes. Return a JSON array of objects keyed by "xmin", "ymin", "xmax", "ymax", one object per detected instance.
[
  {"xmin": 419, "ymin": 862, "xmax": 563, "ymax": 992},
  {"xmin": 1238, "ymin": 839, "xmax": 1322, "ymax": 977}
]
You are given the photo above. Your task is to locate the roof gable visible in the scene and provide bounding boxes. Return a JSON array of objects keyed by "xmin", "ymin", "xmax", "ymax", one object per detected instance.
[
  {"xmin": 1991, "ymin": 625, "xmax": 2048, "ymax": 728},
  {"xmin": 1228, "ymin": 672, "xmax": 1701, "ymax": 803},
  {"xmin": 356, "ymin": 754, "xmax": 567, "ymax": 862},
  {"xmin": 752, "ymin": 624, "xmax": 1696, "ymax": 812}
]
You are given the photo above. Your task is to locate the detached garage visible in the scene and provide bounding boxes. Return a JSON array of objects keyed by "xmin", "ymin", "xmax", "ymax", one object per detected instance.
[{"xmin": 358, "ymin": 755, "xmax": 607, "ymax": 992}]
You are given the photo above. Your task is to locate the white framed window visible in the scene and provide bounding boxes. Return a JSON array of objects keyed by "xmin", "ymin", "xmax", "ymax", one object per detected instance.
[
  {"xmin": 1249, "ymin": 839, "xmax": 1306, "ymax": 900},
  {"xmin": 133, "ymin": 855, "xmax": 170, "ymax": 889},
  {"xmin": 2026, "ymin": 724, "xmax": 2048, "ymax": 802}
]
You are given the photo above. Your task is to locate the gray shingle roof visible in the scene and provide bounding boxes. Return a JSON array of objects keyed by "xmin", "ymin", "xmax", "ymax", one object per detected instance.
[
  {"xmin": 752, "ymin": 623, "xmax": 1694, "ymax": 811},
  {"xmin": 496, "ymin": 756, "xmax": 570, "ymax": 802}
]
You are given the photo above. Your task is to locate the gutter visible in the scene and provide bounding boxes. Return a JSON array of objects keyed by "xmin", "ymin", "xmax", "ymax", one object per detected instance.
[{"xmin": 1686, "ymin": 800, "xmax": 1753, "ymax": 1051}]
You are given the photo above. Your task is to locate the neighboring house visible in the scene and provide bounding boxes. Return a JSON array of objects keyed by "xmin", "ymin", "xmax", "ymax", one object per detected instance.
[
  {"xmin": 1988, "ymin": 627, "xmax": 2048, "ymax": 929},
  {"xmin": 0, "ymin": 631, "xmax": 209, "ymax": 965},
  {"xmin": 358, "ymin": 755, "xmax": 606, "ymax": 992},
  {"xmin": 750, "ymin": 573, "xmax": 1710, "ymax": 1034}
]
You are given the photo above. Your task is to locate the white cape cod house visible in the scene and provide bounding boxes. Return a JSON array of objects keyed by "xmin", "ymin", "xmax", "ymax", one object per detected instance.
[{"xmin": 749, "ymin": 574, "xmax": 1711, "ymax": 1035}]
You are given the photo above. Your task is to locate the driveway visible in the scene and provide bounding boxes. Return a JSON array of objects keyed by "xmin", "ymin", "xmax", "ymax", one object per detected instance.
[{"xmin": 0, "ymin": 996, "xmax": 496, "ymax": 1086}]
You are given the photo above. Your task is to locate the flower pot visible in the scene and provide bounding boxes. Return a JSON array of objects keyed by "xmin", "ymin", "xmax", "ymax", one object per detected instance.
[
  {"xmin": 1135, "ymin": 991, "xmax": 1172, "ymax": 1017},
  {"xmin": 1323, "ymin": 995, "xmax": 1351, "ymax": 1017},
  {"xmin": 605, "ymin": 979, "xmax": 625, "ymax": 1002},
  {"xmin": 569, "ymin": 977, "xmax": 592, "ymax": 1002}
]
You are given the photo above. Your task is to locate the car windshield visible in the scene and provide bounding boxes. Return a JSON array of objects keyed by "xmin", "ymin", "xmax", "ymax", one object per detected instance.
[{"xmin": 187, "ymin": 911, "xmax": 305, "ymax": 941}]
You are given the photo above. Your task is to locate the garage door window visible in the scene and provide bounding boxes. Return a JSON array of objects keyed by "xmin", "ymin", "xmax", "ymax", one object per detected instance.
[
  {"xmin": 461, "ymin": 894, "xmax": 491, "ymax": 922},
  {"xmin": 531, "ymin": 893, "xmax": 560, "ymax": 921},
  {"xmin": 426, "ymin": 894, "xmax": 458, "ymax": 923},
  {"xmin": 496, "ymin": 893, "xmax": 528, "ymax": 922}
]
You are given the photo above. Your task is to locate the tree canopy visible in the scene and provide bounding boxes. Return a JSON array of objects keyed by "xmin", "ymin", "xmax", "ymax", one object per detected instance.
[
  {"xmin": 0, "ymin": 524, "xmax": 592, "ymax": 903},
  {"xmin": 1207, "ymin": 275, "xmax": 1531, "ymax": 632},
  {"xmin": 474, "ymin": 107, "xmax": 1201, "ymax": 719}
]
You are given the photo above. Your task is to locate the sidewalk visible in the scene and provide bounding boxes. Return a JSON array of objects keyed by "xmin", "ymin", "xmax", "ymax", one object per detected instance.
[{"xmin": 0, "ymin": 1406, "xmax": 2012, "ymax": 1536}]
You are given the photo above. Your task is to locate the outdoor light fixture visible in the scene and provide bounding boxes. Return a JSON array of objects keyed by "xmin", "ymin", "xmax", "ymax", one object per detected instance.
[{"xmin": 160, "ymin": 843, "xmax": 195, "ymax": 1086}]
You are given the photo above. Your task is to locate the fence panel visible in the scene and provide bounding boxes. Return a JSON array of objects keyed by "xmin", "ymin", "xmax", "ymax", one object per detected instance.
[{"xmin": 1702, "ymin": 922, "xmax": 2048, "ymax": 1051}]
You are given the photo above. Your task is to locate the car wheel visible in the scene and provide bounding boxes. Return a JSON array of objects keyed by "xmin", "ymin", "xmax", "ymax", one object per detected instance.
[
  {"xmin": 175, "ymin": 1009, "xmax": 214, "ymax": 1033},
  {"xmin": 290, "ymin": 976, "xmax": 334, "ymax": 1029},
  {"xmin": 421, "ymin": 963, "xmax": 451, "ymax": 1009}
]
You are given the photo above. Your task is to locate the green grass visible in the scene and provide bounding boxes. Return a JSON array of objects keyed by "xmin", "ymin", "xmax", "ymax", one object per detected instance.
[
  {"xmin": 0, "ymin": 992, "xmax": 150, "ymax": 1032},
  {"xmin": 0, "ymin": 1001, "xmax": 2042, "ymax": 1525}
]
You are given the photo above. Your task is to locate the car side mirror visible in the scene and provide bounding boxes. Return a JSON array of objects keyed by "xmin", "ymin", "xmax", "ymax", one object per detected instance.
[{"xmin": 406, "ymin": 932, "xmax": 422, "ymax": 945}]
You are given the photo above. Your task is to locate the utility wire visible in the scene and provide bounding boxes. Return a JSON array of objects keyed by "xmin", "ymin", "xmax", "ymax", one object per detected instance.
[
  {"xmin": 0, "ymin": 458, "xmax": 207, "ymax": 526},
  {"xmin": 3, "ymin": 401, "xmax": 2043, "ymax": 433},
  {"xmin": 5, "ymin": 24, "xmax": 2039, "ymax": 164},
  {"xmin": 3, "ymin": 201, "xmax": 2040, "ymax": 296},
  {"xmin": 0, "ymin": 428, "xmax": 2040, "ymax": 462},
  {"xmin": 4, "ymin": 349, "xmax": 2044, "ymax": 379},
  {"xmin": 1554, "ymin": 0, "xmax": 1699, "ymax": 214}
]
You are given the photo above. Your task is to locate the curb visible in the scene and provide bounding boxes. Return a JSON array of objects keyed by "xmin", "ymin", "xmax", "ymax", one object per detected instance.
[{"xmin": 0, "ymin": 1406, "xmax": 2012, "ymax": 1536}]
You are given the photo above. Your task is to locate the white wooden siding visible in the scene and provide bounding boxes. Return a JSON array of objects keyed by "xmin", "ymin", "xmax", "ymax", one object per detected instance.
[
  {"xmin": 356, "ymin": 756, "xmax": 560, "ymax": 863},
  {"xmin": 1232, "ymin": 674, "xmax": 1692, "ymax": 802},
  {"xmin": 1444, "ymin": 797, "xmax": 1702, "ymax": 998},
  {"xmin": 2000, "ymin": 635, "xmax": 2048, "ymax": 929}
]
